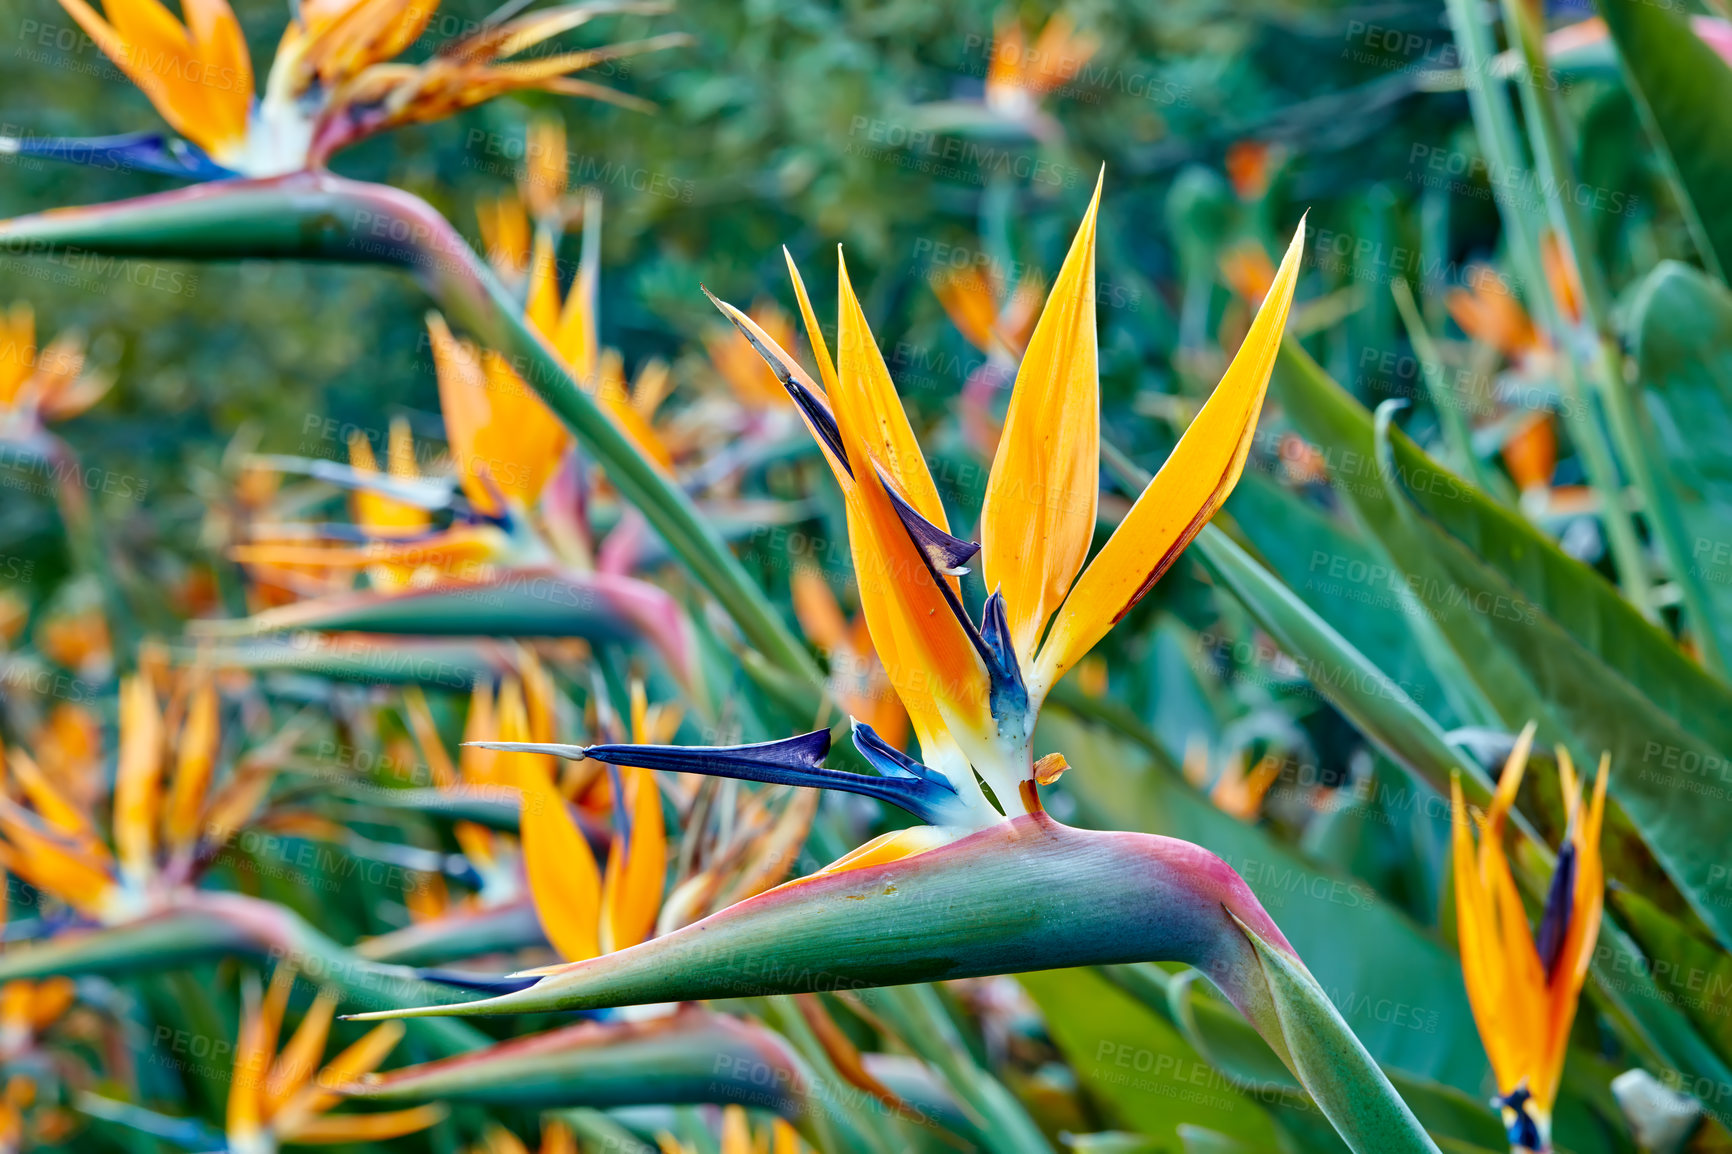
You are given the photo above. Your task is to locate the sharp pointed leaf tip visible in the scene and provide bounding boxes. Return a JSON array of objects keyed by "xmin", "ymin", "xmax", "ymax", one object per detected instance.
[{"xmin": 703, "ymin": 285, "xmax": 848, "ymax": 472}]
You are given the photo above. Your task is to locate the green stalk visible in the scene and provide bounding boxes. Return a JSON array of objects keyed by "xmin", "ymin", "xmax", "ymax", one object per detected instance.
[
  {"xmin": 1499, "ymin": 0, "xmax": 1692, "ymax": 632},
  {"xmin": 856, "ymin": 984, "xmax": 1056, "ymax": 1154},
  {"xmin": 1389, "ymin": 278, "xmax": 1503, "ymax": 496},
  {"xmin": 1440, "ymin": 0, "xmax": 1655, "ymax": 617},
  {"xmin": 0, "ymin": 175, "xmax": 822, "ymax": 688}
]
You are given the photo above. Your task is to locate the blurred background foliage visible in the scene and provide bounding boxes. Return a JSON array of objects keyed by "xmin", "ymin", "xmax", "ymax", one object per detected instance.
[{"xmin": 3, "ymin": 0, "xmax": 1730, "ymax": 1149}]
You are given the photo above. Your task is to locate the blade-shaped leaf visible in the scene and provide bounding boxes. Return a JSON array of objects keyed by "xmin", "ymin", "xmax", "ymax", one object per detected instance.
[
  {"xmin": 1269, "ymin": 344, "xmax": 1732, "ymax": 1105},
  {"xmin": 357, "ymin": 899, "xmax": 548, "ymax": 966},
  {"xmin": 1599, "ymin": 0, "xmax": 1732, "ymax": 282},
  {"xmin": 1625, "ymin": 262, "xmax": 1732, "ymax": 677},
  {"xmin": 1038, "ymin": 712, "xmax": 1487, "ymax": 1093},
  {"xmin": 1017, "ymin": 966, "xmax": 1286, "ymax": 1149},
  {"xmin": 0, "ymin": 892, "xmax": 487, "ymax": 1057},
  {"xmin": 345, "ymin": 1010, "xmax": 877, "ymax": 1154},
  {"xmin": 1233, "ymin": 915, "xmax": 1436, "ymax": 1153},
  {"xmin": 192, "ymin": 570, "xmax": 692, "ymax": 682}
]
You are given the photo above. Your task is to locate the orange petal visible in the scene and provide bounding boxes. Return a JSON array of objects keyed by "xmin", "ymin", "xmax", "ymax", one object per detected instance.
[
  {"xmin": 114, "ymin": 676, "xmax": 164, "ymax": 886},
  {"xmin": 505, "ymin": 680, "xmax": 602, "ymax": 961},
  {"xmin": 5, "ymin": 748, "xmax": 97, "ymax": 847},
  {"xmin": 979, "ymin": 172, "xmax": 1102, "ymax": 664},
  {"xmin": 932, "ymin": 266, "xmax": 1003, "ymax": 355},
  {"xmin": 163, "ymin": 674, "xmax": 218, "ymax": 855},
  {"xmin": 784, "ymin": 248, "xmax": 839, "ymax": 396},
  {"xmin": 276, "ymin": 1021, "xmax": 405, "ymax": 1132},
  {"xmin": 599, "ymin": 761, "xmax": 665, "ymax": 953},
  {"xmin": 526, "ymin": 230, "xmax": 562, "ymax": 338},
  {"xmin": 790, "ymin": 568, "xmax": 850, "ymax": 652},
  {"xmin": 278, "ymin": 1104, "xmax": 446, "ymax": 1144},
  {"xmin": 1035, "ymin": 218, "xmax": 1305, "ymax": 692},
  {"xmin": 833, "ymin": 253, "xmax": 949, "ymax": 529},
  {"xmin": 721, "ymin": 1105, "xmax": 751, "ymax": 1154},
  {"xmin": 265, "ymin": 992, "xmax": 337, "ymax": 1113}
]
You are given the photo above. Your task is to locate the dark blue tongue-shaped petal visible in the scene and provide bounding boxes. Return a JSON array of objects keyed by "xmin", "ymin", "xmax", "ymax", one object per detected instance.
[
  {"xmin": 1535, "ymin": 841, "xmax": 1576, "ymax": 981},
  {"xmin": 850, "ymin": 718, "xmax": 956, "ymax": 795},
  {"xmin": 980, "ymin": 589, "xmax": 1030, "ymax": 725},
  {"xmin": 5, "ymin": 132, "xmax": 236, "ymax": 180},
  {"xmin": 874, "ymin": 472, "xmax": 1030, "ymax": 735},
  {"xmin": 876, "ymin": 474, "xmax": 980, "ymax": 576},
  {"xmin": 702, "ymin": 286, "xmax": 849, "ymax": 473},
  {"xmin": 469, "ymin": 729, "xmax": 960, "ymax": 824}
]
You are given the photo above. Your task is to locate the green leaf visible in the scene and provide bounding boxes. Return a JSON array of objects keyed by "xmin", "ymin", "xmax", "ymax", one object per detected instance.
[
  {"xmin": 1625, "ymin": 262, "xmax": 1732, "ymax": 677},
  {"xmin": 1016, "ymin": 967, "xmax": 1284, "ymax": 1150},
  {"xmin": 1233, "ymin": 913, "xmax": 1437, "ymax": 1152},
  {"xmin": 1222, "ymin": 474, "xmax": 1478, "ymax": 729},
  {"xmin": 1270, "ymin": 343, "xmax": 1732, "ymax": 1103},
  {"xmin": 1611, "ymin": 886, "xmax": 1732, "ymax": 1072},
  {"xmin": 1190, "ymin": 524, "xmax": 1476, "ymax": 804},
  {"xmin": 189, "ymin": 638, "xmax": 510, "ymax": 689},
  {"xmin": 0, "ymin": 891, "xmax": 486, "ymax": 1058},
  {"xmin": 1277, "ymin": 341, "xmax": 1732, "ymax": 942},
  {"xmin": 1107, "ymin": 965, "xmax": 1503, "ymax": 1150},
  {"xmin": 356, "ymin": 899, "xmax": 548, "ymax": 966},
  {"xmin": 1040, "ymin": 711, "xmax": 1489, "ymax": 1095},
  {"xmin": 346, "ymin": 1010, "xmax": 877, "ymax": 1154},
  {"xmin": 191, "ymin": 569, "xmax": 692, "ymax": 683},
  {"xmin": 327, "ymin": 782, "xmax": 522, "ymax": 831},
  {"xmin": 1599, "ymin": 0, "xmax": 1732, "ymax": 282}
]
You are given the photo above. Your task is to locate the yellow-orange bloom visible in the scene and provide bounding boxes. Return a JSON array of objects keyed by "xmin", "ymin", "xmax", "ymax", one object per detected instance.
[
  {"xmin": 1447, "ymin": 267, "xmax": 1540, "ymax": 363},
  {"xmin": 1451, "ymin": 725, "xmax": 1608, "ymax": 1153},
  {"xmin": 0, "ymin": 302, "xmax": 110, "ymax": 439},
  {"xmin": 0, "ymin": 673, "xmax": 291, "ymax": 922},
  {"xmin": 51, "ymin": 0, "xmax": 683, "ymax": 176},
  {"xmin": 428, "ymin": 313, "xmax": 576, "ymax": 515},
  {"xmin": 712, "ymin": 174, "xmax": 1306, "ymax": 819},
  {"xmin": 226, "ymin": 966, "xmax": 443, "ymax": 1150},
  {"xmin": 984, "ymin": 12, "xmax": 1100, "ymax": 117},
  {"xmin": 510, "ymin": 670, "xmax": 669, "ymax": 962}
]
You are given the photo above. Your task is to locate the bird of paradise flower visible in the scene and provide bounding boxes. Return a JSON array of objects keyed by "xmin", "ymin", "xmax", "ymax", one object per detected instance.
[
  {"xmin": 7, "ymin": 0, "xmax": 686, "ymax": 179},
  {"xmin": 1451, "ymin": 725, "xmax": 1607, "ymax": 1154}
]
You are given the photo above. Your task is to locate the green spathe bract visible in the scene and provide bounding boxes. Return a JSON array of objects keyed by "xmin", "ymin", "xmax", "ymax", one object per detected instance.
[{"xmin": 347, "ymin": 813, "xmax": 1439, "ymax": 1153}]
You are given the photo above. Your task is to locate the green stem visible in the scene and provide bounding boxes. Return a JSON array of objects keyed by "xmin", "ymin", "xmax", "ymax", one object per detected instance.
[
  {"xmin": 1441, "ymin": 0, "xmax": 1655, "ymax": 618},
  {"xmin": 1389, "ymin": 278, "xmax": 1504, "ymax": 497}
]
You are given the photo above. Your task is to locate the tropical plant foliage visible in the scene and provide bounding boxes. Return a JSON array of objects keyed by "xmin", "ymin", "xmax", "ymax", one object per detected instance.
[{"xmin": 1, "ymin": 0, "xmax": 1732, "ymax": 1151}]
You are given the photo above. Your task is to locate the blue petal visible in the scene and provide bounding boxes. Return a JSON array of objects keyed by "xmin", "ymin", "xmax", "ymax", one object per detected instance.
[
  {"xmin": 469, "ymin": 729, "xmax": 962, "ymax": 823},
  {"xmin": 980, "ymin": 589, "xmax": 1030, "ymax": 725},
  {"xmin": 5, "ymin": 132, "xmax": 237, "ymax": 180},
  {"xmin": 1535, "ymin": 842, "xmax": 1576, "ymax": 980},
  {"xmin": 850, "ymin": 718, "xmax": 957, "ymax": 795},
  {"xmin": 877, "ymin": 470, "xmax": 980, "ymax": 575}
]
